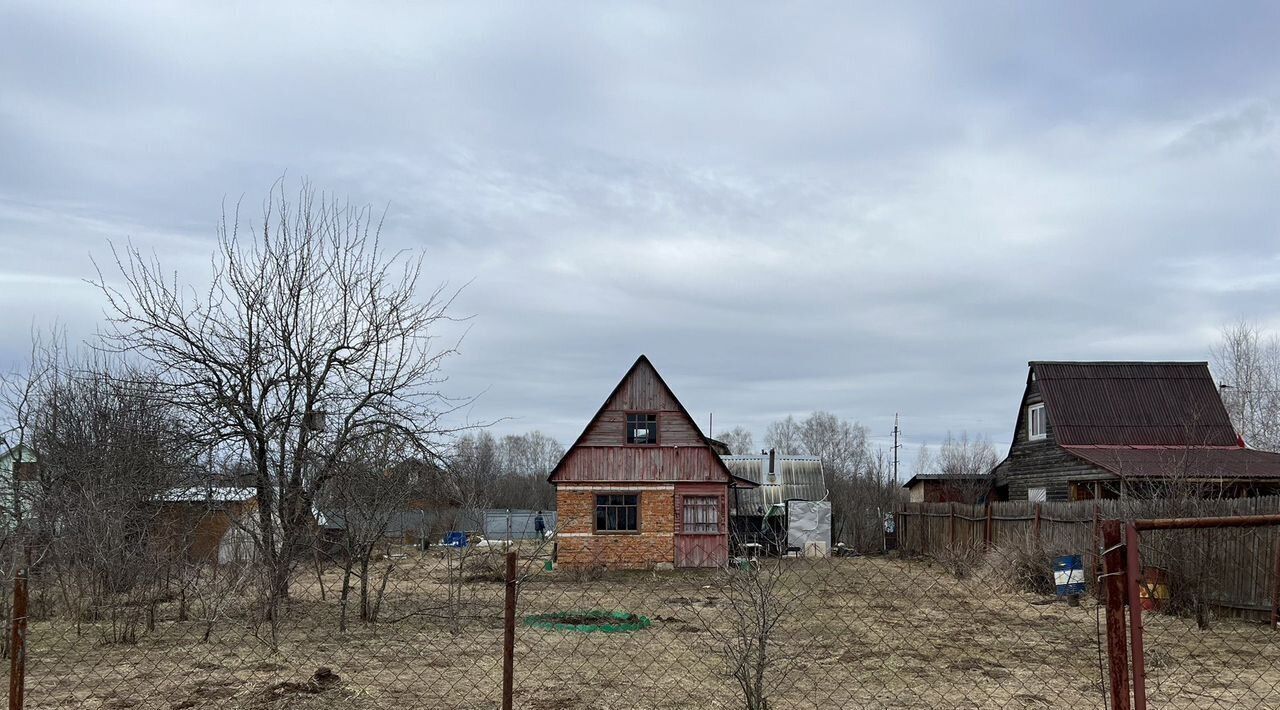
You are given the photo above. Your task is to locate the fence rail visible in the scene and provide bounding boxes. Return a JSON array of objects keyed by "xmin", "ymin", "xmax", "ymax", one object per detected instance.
[{"xmin": 898, "ymin": 496, "xmax": 1280, "ymax": 616}]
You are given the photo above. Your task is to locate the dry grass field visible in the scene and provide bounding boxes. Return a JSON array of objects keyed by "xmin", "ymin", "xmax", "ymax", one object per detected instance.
[{"xmin": 7, "ymin": 550, "xmax": 1280, "ymax": 709}]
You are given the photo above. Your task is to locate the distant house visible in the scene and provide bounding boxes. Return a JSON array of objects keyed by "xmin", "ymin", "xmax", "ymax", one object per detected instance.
[
  {"xmin": 991, "ymin": 361, "xmax": 1280, "ymax": 502},
  {"xmin": 722, "ymin": 449, "xmax": 825, "ymax": 551},
  {"xmin": 902, "ymin": 473, "xmax": 992, "ymax": 504},
  {"xmin": 0, "ymin": 445, "xmax": 38, "ymax": 529},
  {"xmin": 152, "ymin": 486, "xmax": 259, "ymax": 564},
  {"xmin": 548, "ymin": 355, "xmax": 756, "ymax": 569}
]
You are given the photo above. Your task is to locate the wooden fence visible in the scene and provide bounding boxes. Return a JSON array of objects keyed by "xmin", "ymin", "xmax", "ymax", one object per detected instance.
[{"xmin": 897, "ymin": 497, "xmax": 1280, "ymax": 619}]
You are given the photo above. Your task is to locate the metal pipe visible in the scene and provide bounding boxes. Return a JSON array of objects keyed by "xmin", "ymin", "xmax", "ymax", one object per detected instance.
[
  {"xmin": 1272, "ymin": 533, "xmax": 1280, "ymax": 630},
  {"xmin": 502, "ymin": 551, "xmax": 517, "ymax": 710},
  {"xmin": 8, "ymin": 567, "xmax": 27, "ymax": 710},
  {"xmin": 1124, "ymin": 523, "xmax": 1148, "ymax": 710},
  {"xmin": 1134, "ymin": 514, "xmax": 1280, "ymax": 531}
]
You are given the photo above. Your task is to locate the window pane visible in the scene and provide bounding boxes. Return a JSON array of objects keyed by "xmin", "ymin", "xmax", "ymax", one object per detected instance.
[{"xmin": 627, "ymin": 413, "xmax": 658, "ymax": 444}]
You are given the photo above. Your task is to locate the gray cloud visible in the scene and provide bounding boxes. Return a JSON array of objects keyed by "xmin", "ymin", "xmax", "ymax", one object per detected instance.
[{"xmin": 3, "ymin": 2, "xmax": 1280, "ymax": 467}]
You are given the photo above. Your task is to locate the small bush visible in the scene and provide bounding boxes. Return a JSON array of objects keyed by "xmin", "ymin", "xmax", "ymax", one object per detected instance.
[{"xmin": 978, "ymin": 537, "xmax": 1056, "ymax": 596}]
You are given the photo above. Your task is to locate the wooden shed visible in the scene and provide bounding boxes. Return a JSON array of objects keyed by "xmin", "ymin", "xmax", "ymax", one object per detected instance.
[{"xmin": 548, "ymin": 355, "xmax": 755, "ymax": 569}]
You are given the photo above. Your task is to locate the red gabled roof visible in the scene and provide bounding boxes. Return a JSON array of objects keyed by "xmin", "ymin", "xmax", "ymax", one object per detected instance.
[
  {"xmin": 548, "ymin": 355, "xmax": 755, "ymax": 487},
  {"xmin": 1031, "ymin": 361, "xmax": 1239, "ymax": 447},
  {"xmin": 1063, "ymin": 445, "xmax": 1280, "ymax": 480}
]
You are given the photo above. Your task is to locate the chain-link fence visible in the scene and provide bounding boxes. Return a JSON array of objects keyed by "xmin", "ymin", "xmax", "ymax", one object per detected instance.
[
  {"xmin": 1130, "ymin": 517, "xmax": 1280, "ymax": 709},
  {"xmin": 4, "ymin": 504, "xmax": 1280, "ymax": 709}
]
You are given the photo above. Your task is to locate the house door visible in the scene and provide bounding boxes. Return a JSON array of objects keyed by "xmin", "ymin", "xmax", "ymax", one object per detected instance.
[{"xmin": 675, "ymin": 494, "xmax": 727, "ymax": 568}]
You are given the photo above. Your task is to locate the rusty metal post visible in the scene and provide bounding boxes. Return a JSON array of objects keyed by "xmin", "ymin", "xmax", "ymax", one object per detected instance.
[
  {"xmin": 9, "ymin": 567, "xmax": 27, "ymax": 710},
  {"xmin": 502, "ymin": 551, "xmax": 517, "ymax": 710},
  {"xmin": 1124, "ymin": 523, "xmax": 1147, "ymax": 710},
  {"xmin": 1272, "ymin": 534, "xmax": 1280, "ymax": 630},
  {"xmin": 1102, "ymin": 520, "xmax": 1131, "ymax": 710},
  {"xmin": 1093, "ymin": 504, "xmax": 1102, "ymax": 579}
]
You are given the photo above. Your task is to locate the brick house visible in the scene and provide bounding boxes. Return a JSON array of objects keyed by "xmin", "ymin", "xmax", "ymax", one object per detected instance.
[{"xmin": 548, "ymin": 355, "xmax": 755, "ymax": 569}]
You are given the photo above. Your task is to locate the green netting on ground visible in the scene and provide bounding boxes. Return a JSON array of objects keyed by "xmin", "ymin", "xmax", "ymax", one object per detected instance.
[{"xmin": 523, "ymin": 610, "xmax": 652, "ymax": 633}]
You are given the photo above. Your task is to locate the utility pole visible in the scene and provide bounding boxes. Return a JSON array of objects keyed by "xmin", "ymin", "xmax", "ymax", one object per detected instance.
[{"xmin": 891, "ymin": 413, "xmax": 902, "ymax": 486}]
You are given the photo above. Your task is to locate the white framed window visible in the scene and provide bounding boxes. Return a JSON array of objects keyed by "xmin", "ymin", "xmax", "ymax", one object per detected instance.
[
  {"xmin": 1027, "ymin": 403, "xmax": 1047, "ymax": 441},
  {"xmin": 1028, "ymin": 487, "xmax": 1048, "ymax": 503}
]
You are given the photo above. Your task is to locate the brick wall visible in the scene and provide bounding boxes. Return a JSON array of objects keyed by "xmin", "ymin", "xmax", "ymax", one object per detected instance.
[{"xmin": 555, "ymin": 485, "xmax": 675, "ymax": 569}]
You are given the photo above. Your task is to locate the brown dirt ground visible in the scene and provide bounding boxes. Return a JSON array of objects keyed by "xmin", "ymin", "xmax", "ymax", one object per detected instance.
[{"xmin": 6, "ymin": 550, "xmax": 1280, "ymax": 709}]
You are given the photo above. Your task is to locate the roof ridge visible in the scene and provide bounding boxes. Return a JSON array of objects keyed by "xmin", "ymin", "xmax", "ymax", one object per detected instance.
[{"xmin": 1030, "ymin": 360, "xmax": 1209, "ymax": 366}]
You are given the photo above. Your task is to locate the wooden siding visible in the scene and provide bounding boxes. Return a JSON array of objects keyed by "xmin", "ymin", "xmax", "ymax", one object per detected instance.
[
  {"xmin": 674, "ymin": 482, "xmax": 729, "ymax": 568},
  {"xmin": 553, "ymin": 446, "xmax": 727, "ymax": 483},
  {"xmin": 551, "ymin": 355, "xmax": 734, "ymax": 485},
  {"xmin": 579, "ymin": 410, "xmax": 702, "ymax": 447},
  {"xmin": 994, "ymin": 374, "xmax": 1113, "ymax": 502},
  {"xmin": 606, "ymin": 361, "xmax": 683, "ymax": 412}
]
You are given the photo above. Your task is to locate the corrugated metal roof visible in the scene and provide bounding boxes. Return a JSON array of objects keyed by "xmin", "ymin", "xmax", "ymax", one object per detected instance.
[
  {"xmin": 156, "ymin": 486, "xmax": 256, "ymax": 503},
  {"xmin": 722, "ymin": 454, "xmax": 826, "ymax": 516},
  {"xmin": 1032, "ymin": 361, "xmax": 1239, "ymax": 447},
  {"xmin": 1063, "ymin": 446, "xmax": 1280, "ymax": 480}
]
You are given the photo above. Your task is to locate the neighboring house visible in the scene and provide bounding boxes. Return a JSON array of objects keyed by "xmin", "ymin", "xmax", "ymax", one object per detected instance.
[
  {"xmin": 548, "ymin": 355, "xmax": 756, "ymax": 569},
  {"xmin": 723, "ymin": 449, "xmax": 826, "ymax": 551},
  {"xmin": 991, "ymin": 361, "xmax": 1280, "ymax": 502},
  {"xmin": 0, "ymin": 445, "xmax": 38, "ymax": 529},
  {"xmin": 902, "ymin": 473, "xmax": 993, "ymax": 503},
  {"xmin": 152, "ymin": 486, "xmax": 259, "ymax": 564}
]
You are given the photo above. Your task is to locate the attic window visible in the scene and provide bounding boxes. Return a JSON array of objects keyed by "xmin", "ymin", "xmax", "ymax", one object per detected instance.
[
  {"xmin": 626, "ymin": 413, "xmax": 658, "ymax": 445},
  {"xmin": 1028, "ymin": 403, "xmax": 1047, "ymax": 441}
]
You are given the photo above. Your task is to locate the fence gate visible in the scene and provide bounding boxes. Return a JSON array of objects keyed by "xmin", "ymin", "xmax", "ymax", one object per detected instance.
[{"xmin": 1103, "ymin": 514, "xmax": 1280, "ymax": 710}]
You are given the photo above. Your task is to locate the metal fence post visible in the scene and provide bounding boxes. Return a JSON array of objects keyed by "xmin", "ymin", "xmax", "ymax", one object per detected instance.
[
  {"xmin": 502, "ymin": 550, "xmax": 517, "ymax": 710},
  {"xmin": 984, "ymin": 503, "xmax": 994, "ymax": 549},
  {"xmin": 1124, "ymin": 523, "xmax": 1147, "ymax": 710},
  {"xmin": 9, "ymin": 566, "xmax": 27, "ymax": 710},
  {"xmin": 1102, "ymin": 520, "xmax": 1131, "ymax": 710},
  {"xmin": 1033, "ymin": 503, "xmax": 1042, "ymax": 544},
  {"xmin": 1272, "ymin": 532, "xmax": 1280, "ymax": 630},
  {"xmin": 948, "ymin": 503, "xmax": 957, "ymax": 549}
]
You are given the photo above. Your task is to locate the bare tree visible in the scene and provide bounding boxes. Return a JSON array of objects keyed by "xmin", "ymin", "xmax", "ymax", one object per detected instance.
[
  {"xmin": 797, "ymin": 411, "xmax": 870, "ymax": 480},
  {"xmin": 762, "ymin": 416, "xmax": 802, "ymax": 455},
  {"xmin": 27, "ymin": 353, "xmax": 199, "ymax": 643},
  {"xmin": 933, "ymin": 431, "xmax": 998, "ymax": 503},
  {"xmin": 92, "ymin": 180, "xmax": 464, "ymax": 621},
  {"xmin": 1211, "ymin": 319, "xmax": 1280, "ymax": 452},
  {"xmin": 720, "ymin": 426, "xmax": 755, "ymax": 455}
]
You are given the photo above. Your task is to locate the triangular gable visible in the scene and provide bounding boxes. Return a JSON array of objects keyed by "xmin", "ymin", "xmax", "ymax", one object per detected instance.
[{"xmin": 548, "ymin": 355, "xmax": 752, "ymax": 486}]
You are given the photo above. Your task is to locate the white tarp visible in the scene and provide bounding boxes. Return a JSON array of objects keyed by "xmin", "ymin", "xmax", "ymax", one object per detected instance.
[{"xmin": 786, "ymin": 500, "xmax": 832, "ymax": 556}]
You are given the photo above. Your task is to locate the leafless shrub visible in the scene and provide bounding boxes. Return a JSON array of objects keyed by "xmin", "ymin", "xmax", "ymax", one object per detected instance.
[
  {"xmin": 695, "ymin": 560, "xmax": 804, "ymax": 710},
  {"xmin": 935, "ymin": 541, "xmax": 986, "ymax": 580},
  {"xmin": 188, "ymin": 560, "xmax": 253, "ymax": 643},
  {"xmin": 977, "ymin": 533, "xmax": 1056, "ymax": 596}
]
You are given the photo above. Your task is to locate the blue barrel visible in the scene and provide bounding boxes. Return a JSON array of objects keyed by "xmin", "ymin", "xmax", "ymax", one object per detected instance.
[
  {"xmin": 444, "ymin": 531, "xmax": 469, "ymax": 548},
  {"xmin": 1053, "ymin": 554, "xmax": 1086, "ymax": 596}
]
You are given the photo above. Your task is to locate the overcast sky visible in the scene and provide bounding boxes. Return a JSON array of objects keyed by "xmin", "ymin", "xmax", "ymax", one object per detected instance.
[{"xmin": 3, "ymin": 3, "xmax": 1280, "ymax": 467}]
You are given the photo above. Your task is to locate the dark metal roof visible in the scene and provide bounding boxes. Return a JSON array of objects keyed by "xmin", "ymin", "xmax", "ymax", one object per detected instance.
[
  {"xmin": 1063, "ymin": 446, "xmax": 1280, "ymax": 480},
  {"xmin": 723, "ymin": 454, "xmax": 825, "ymax": 516},
  {"xmin": 1031, "ymin": 361, "xmax": 1239, "ymax": 447},
  {"xmin": 901, "ymin": 473, "xmax": 991, "ymax": 489}
]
